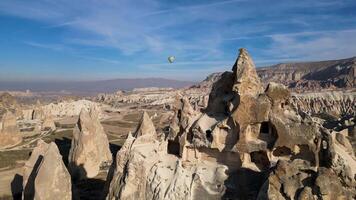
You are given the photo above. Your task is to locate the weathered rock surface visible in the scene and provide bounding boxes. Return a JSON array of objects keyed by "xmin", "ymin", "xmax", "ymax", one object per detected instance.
[
  {"xmin": 258, "ymin": 56, "xmax": 356, "ymax": 91},
  {"xmin": 0, "ymin": 92, "xmax": 18, "ymax": 117},
  {"xmin": 22, "ymin": 140, "xmax": 72, "ymax": 200},
  {"xmin": 30, "ymin": 99, "xmax": 102, "ymax": 119},
  {"xmin": 132, "ymin": 111, "xmax": 157, "ymax": 137},
  {"xmin": 107, "ymin": 112, "xmax": 227, "ymax": 200},
  {"xmin": 0, "ymin": 111, "xmax": 22, "ymax": 149},
  {"xmin": 106, "ymin": 48, "xmax": 356, "ymax": 200},
  {"xmin": 291, "ymin": 91, "xmax": 356, "ymax": 117},
  {"xmin": 68, "ymin": 107, "xmax": 112, "ymax": 179},
  {"xmin": 41, "ymin": 115, "xmax": 56, "ymax": 131}
]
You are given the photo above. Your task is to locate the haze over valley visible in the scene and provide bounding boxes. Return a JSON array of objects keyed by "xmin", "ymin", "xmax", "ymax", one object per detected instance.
[{"xmin": 0, "ymin": 1, "xmax": 355, "ymax": 200}]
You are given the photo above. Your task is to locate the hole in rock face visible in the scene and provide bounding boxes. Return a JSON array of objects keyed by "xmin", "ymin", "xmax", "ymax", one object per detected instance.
[
  {"xmin": 273, "ymin": 146, "xmax": 292, "ymax": 157},
  {"xmin": 250, "ymin": 151, "xmax": 270, "ymax": 171},
  {"xmin": 291, "ymin": 144, "xmax": 316, "ymax": 165},
  {"xmin": 258, "ymin": 121, "xmax": 278, "ymax": 150},
  {"xmin": 206, "ymin": 129, "xmax": 213, "ymax": 142},
  {"xmin": 177, "ymin": 110, "xmax": 182, "ymax": 119},
  {"xmin": 167, "ymin": 140, "xmax": 180, "ymax": 156},
  {"xmin": 260, "ymin": 122, "xmax": 269, "ymax": 134}
]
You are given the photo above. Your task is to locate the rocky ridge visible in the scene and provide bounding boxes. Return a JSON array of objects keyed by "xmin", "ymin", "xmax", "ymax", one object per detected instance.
[
  {"xmin": 258, "ymin": 56, "xmax": 356, "ymax": 90},
  {"xmin": 106, "ymin": 49, "xmax": 356, "ymax": 199}
]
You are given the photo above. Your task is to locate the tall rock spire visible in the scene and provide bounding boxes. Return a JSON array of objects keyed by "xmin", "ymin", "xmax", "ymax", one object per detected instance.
[
  {"xmin": 232, "ymin": 48, "xmax": 263, "ymax": 95},
  {"xmin": 133, "ymin": 111, "xmax": 157, "ymax": 138},
  {"xmin": 68, "ymin": 108, "xmax": 112, "ymax": 179}
]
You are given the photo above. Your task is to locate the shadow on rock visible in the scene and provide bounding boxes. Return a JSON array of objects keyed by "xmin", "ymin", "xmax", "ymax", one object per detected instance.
[{"xmin": 11, "ymin": 173, "xmax": 23, "ymax": 200}]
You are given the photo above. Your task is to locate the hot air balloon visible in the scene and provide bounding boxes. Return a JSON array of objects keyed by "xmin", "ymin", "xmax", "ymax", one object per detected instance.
[{"xmin": 168, "ymin": 56, "xmax": 175, "ymax": 63}]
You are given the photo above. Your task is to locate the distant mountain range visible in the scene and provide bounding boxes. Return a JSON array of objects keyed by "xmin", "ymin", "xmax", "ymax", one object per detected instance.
[{"xmin": 0, "ymin": 78, "xmax": 196, "ymax": 94}]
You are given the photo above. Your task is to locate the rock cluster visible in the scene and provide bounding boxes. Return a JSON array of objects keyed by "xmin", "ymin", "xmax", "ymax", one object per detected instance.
[
  {"xmin": 107, "ymin": 111, "xmax": 228, "ymax": 200},
  {"xmin": 97, "ymin": 85, "xmax": 209, "ymax": 112},
  {"xmin": 106, "ymin": 49, "xmax": 356, "ymax": 200},
  {"xmin": 68, "ymin": 107, "xmax": 112, "ymax": 179},
  {"xmin": 0, "ymin": 111, "xmax": 22, "ymax": 149},
  {"xmin": 291, "ymin": 91, "xmax": 356, "ymax": 117},
  {"xmin": 257, "ymin": 56, "xmax": 356, "ymax": 90},
  {"xmin": 22, "ymin": 140, "xmax": 72, "ymax": 200},
  {"xmin": 24, "ymin": 100, "xmax": 101, "ymax": 120}
]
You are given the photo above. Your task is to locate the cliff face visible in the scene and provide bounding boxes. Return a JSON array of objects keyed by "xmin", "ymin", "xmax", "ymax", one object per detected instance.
[
  {"xmin": 257, "ymin": 57, "xmax": 356, "ymax": 91},
  {"xmin": 290, "ymin": 91, "xmax": 356, "ymax": 118}
]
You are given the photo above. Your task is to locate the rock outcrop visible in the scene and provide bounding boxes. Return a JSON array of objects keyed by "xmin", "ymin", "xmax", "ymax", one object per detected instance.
[
  {"xmin": 41, "ymin": 115, "xmax": 56, "ymax": 131},
  {"xmin": 257, "ymin": 56, "xmax": 356, "ymax": 91},
  {"xmin": 68, "ymin": 107, "xmax": 112, "ymax": 179},
  {"xmin": 132, "ymin": 111, "xmax": 157, "ymax": 137},
  {"xmin": 107, "ymin": 110, "xmax": 228, "ymax": 200},
  {"xmin": 22, "ymin": 140, "xmax": 72, "ymax": 200},
  {"xmin": 0, "ymin": 111, "xmax": 22, "ymax": 149},
  {"xmin": 32, "ymin": 100, "xmax": 102, "ymax": 118},
  {"xmin": 106, "ymin": 49, "xmax": 356, "ymax": 200},
  {"xmin": 291, "ymin": 91, "xmax": 356, "ymax": 117}
]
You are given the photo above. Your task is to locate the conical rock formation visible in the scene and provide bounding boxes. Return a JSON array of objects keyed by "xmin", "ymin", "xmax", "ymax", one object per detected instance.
[
  {"xmin": 107, "ymin": 113, "xmax": 227, "ymax": 200},
  {"xmin": 132, "ymin": 111, "xmax": 156, "ymax": 138},
  {"xmin": 68, "ymin": 107, "xmax": 112, "ymax": 179},
  {"xmin": 22, "ymin": 140, "xmax": 72, "ymax": 200}
]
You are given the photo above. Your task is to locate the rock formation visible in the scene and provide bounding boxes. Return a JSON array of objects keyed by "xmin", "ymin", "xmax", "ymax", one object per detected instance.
[
  {"xmin": 42, "ymin": 99, "xmax": 102, "ymax": 118},
  {"xmin": 68, "ymin": 107, "xmax": 112, "ymax": 179},
  {"xmin": 0, "ymin": 111, "xmax": 22, "ymax": 149},
  {"xmin": 291, "ymin": 91, "xmax": 356, "ymax": 117},
  {"xmin": 257, "ymin": 56, "xmax": 356, "ymax": 90},
  {"xmin": 107, "ymin": 109, "xmax": 229, "ymax": 200},
  {"xmin": 106, "ymin": 48, "xmax": 356, "ymax": 200},
  {"xmin": 22, "ymin": 140, "xmax": 72, "ymax": 200},
  {"xmin": 132, "ymin": 111, "xmax": 157, "ymax": 137},
  {"xmin": 0, "ymin": 92, "xmax": 18, "ymax": 117},
  {"xmin": 41, "ymin": 114, "xmax": 56, "ymax": 131}
]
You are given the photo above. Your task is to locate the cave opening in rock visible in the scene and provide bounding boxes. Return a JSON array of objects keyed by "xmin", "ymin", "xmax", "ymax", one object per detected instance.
[
  {"xmin": 258, "ymin": 121, "xmax": 278, "ymax": 150},
  {"xmin": 260, "ymin": 122, "xmax": 269, "ymax": 134},
  {"xmin": 273, "ymin": 146, "xmax": 292, "ymax": 157},
  {"xmin": 250, "ymin": 151, "xmax": 270, "ymax": 170},
  {"xmin": 206, "ymin": 129, "xmax": 213, "ymax": 142},
  {"xmin": 177, "ymin": 109, "xmax": 182, "ymax": 119},
  {"xmin": 167, "ymin": 140, "xmax": 180, "ymax": 156}
]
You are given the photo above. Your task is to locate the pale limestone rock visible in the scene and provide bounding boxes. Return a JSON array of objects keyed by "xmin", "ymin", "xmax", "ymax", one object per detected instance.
[
  {"xmin": 232, "ymin": 48, "xmax": 263, "ymax": 96},
  {"xmin": 1, "ymin": 111, "xmax": 19, "ymax": 133},
  {"xmin": 132, "ymin": 111, "xmax": 156, "ymax": 138},
  {"xmin": 265, "ymin": 82, "xmax": 290, "ymax": 106},
  {"xmin": 23, "ymin": 140, "xmax": 71, "ymax": 200},
  {"xmin": 22, "ymin": 109, "xmax": 34, "ymax": 120},
  {"xmin": 68, "ymin": 108, "xmax": 112, "ymax": 179},
  {"xmin": 41, "ymin": 115, "xmax": 56, "ymax": 131},
  {"xmin": 107, "ymin": 128, "xmax": 228, "ymax": 200},
  {"xmin": 41, "ymin": 99, "xmax": 102, "ymax": 118},
  {"xmin": 0, "ymin": 111, "xmax": 22, "ymax": 149}
]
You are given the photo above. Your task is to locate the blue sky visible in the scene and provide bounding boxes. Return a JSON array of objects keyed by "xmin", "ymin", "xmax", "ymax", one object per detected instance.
[{"xmin": 0, "ymin": 0, "xmax": 356, "ymax": 81}]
